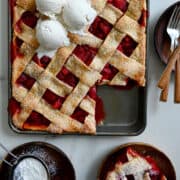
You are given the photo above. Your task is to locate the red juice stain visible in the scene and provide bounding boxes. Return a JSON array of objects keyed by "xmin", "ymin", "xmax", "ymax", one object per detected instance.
[
  {"xmin": 139, "ymin": 9, "xmax": 149, "ymax": 27},
  {"xmin": 88, "ymin": 86, "xmax": 105, "ymax": 124},
  {"xmin": 8, "ymin": 98, "xmax": 21, "ymax": 117},
  {"xmin": 10, "ymin": 0, "xmax": 16, "ymax": 20}
]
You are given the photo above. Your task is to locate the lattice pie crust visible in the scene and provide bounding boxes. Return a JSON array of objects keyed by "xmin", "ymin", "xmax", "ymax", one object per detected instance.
[{"xmin": 10, "ymin": 0, "xmax": 147, "ymax": 134}]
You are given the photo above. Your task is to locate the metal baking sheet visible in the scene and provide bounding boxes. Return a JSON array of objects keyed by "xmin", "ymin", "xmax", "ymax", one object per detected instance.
[{"xmin": 8, "ymin": 0, "xmax": 148, "ymax": 136}]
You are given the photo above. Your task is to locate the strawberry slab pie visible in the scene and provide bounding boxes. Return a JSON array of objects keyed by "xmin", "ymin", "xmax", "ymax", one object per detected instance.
[{"xmin": 9, "ymin": 0, "xmax": 147, "ymax": 134}]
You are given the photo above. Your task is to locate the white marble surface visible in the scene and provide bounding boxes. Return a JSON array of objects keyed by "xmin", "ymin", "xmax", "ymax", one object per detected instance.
[{"xmin": 0, "ymin": 0, "xmax": 180, "ymax": 179}]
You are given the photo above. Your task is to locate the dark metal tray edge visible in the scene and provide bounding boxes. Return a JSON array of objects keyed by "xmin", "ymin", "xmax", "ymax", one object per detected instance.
[{"xmin": 8, "ymin": 0, "xmax": 149, "ymax": 136}]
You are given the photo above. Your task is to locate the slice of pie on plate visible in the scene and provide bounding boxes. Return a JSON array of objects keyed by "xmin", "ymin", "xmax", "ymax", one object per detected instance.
[{"xmin": 106, "ymin": 147, "xmax": 167, "ymax": 180}]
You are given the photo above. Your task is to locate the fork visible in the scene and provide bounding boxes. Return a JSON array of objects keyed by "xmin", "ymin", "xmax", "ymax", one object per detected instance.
[
  {"xmin": 0, "ymin": 142, "xmax": 18, "ymax": 167},
  {"xmin": 167, "ymin": 5, "xmax": 180, "ymax": 52}
]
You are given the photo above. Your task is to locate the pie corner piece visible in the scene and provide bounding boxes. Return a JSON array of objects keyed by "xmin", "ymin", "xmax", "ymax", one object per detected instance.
[{"xmin": 9, "ymin": 0, "xmax": 147, "ymax": 135}]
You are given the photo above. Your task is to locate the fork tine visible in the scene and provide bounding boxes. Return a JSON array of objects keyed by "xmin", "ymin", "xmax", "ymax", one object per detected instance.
[
  {"xmin": 168, "ymin": 5, "xmax": 178, "ymax": 28},
  {"xmin": 173, "ymin": 6, "xmax": 180, "ymax": 28}
]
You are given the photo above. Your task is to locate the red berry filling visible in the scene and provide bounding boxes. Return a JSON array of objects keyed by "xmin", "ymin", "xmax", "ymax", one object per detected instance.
[
  {"xmin": 146, "ymin": 156, "xmax": 166, "ymax": 179},
  {"xmin": 88, "ymin": 87, "xmax": 105, "ymax": 124},
  {"xmin": 89, "ymin": 16, "xmax": 113, "ymax": 40},
  {"xmin": 15, "ymin": 37, "xmax": 23, "ymax": 47},
  {"xmin": 139, "ymin": 9, "xmax": 148, "ymax": 27},
  {"xmin": 32, "ymin": 54, "xmax": 51, "ymax": 68},
  {"xmin": 126, "ymin": 147, "xmax": 139, "ymax": 158},
  {"xmin": 101, "ymin": 63, "xmax": 119, "ymax": 81},
  {"xmin": 95, "ymin": 95, "xmax": 106, "ymax": 124},
  {"xmin": 23, "ymin": 111, "xmax": 51, "ymax": 130},
  {"xmin": 16, "ymin": 73, "xmax": 36, "ymax": 90},
  {"xmin": 57, "ymin": 67, "xmax": 79, "ymax": 88},
  {"xmin": 8, "ymin": 98, "xmax": 21, "ymax": 117},
  {"xmin": 11, "ymin": 37, "xmax": 24, "ymax": 63},
  {"xmin": 108, "ymin": 0, "xmax": 129, "ymax": 12},
  {"xmin": 42, "ymin": 89, "xmax": 65, "ymax": 109},
  {"xmin": 10, "ymin": 0, "xmax": 16, "ymax": 20},
  {"xmin": 123, "ymin": 148, "xmax": 163, "ymax": 179},
  {"xmin": 15, "ymin": 11, "xmax": 38, "ymax": 33},
  {"xmin": 88, "ymin": 86, "xmax": 97, "ymax": 101},
  {"xmin": 21, "ymin": 11, "xmax": 38, "ymax": 28},
  {"xmin": 116, "ymin": 150, "xmax": 129, "ymax": 164},
  {"xmin": 113, "ymin": 79, "xmax": 138, "ymax": 90},
  {"xmin": 145, "ymin": 156, "xmax": 160, "ymax": 173},
  {"xmin": 71, "ymin": 107, "xmax": 88, "ymax": 123},
  {"xmin": 73, "ymin": 45, "xmax": 98, "ymax": 66},
  {"xmin": 117, "ymin": 35, "xmax": 138, "ymax": 57}
]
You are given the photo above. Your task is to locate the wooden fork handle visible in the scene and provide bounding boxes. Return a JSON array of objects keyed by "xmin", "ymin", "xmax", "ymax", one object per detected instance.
[
  {"xmin": 160, "ymin": 81, "xmax": 170, "ymax": 102},
  {"xmin": 175, "ymin": 56, "xmax": 180, "ymax": 103},
  {"xmin": 157, "ymin": 46, "xmax": 180, "ymax": 90}
]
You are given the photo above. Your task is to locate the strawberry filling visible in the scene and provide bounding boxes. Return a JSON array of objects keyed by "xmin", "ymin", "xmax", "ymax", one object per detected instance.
[
  {"xmin": 100, "ymin": 64, "xmax": 136, "ymax": 90},
  {"xmin": 42, "ymin": 89, "xmax": 65, "ymax": 109},
  {"xmin": 32, "ymin": 54, "xmax": 51, "ymax": 68},
  {"xmin": 94, "ymin": 96, "xmax": 105, "ymax": 124},
  {"xmin": 117, "ymin": 35, "xmax": 138, "ymax": 57},
  {"xmin": 16, "ymin": 73, "xmax": 36, "ymax": 90},
  {"xmin": 15, "ymin": 11, "xmax": 38, "ymax": 33},
  {"xmin": 71, "ymin": 107, "xmax": 89, "ymax": 123},
  {"xmin": 11, "ymin": 37, "xmax": 24, "ymax": 63},
  {"xmin": 73, "ymin": 45, "xmax": 98, "ymax": 66},
  {"xmin": 139, "ymin": 9, "xmax": 148, "ymax": 27},
  {"xmin": 8, "ymin": 98, "xmax": 21, "ymax": 117},
  {"xmin": 101, "ymin": 63, "xmax": 119, "ymax": 81},
  {"xmin": 21, "ymin": 11, "xmax": 38, "ymax": 28},
  {"xmin": 57, "ymin": 67, "xmax": 79, "ymax": 88},
  {"xmin": 88, "ymin": 87, "xmax": 105, "ymax": 124},
  {"xmin": 23, "ymin": 111, "xmax": 51, "ymax": 130},
  {"xmin": 89, "ymin": 16, "xmax": 113, "ymax": 40},
  {"xmin": 108, "ymin": 0, "xmax": 129, "ymax": 12},
  {"xmin": 10, "ymin": 0, "xmax": 16, "ymax": 20}
]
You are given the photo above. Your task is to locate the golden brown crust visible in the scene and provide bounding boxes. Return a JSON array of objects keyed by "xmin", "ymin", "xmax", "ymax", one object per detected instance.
[
  {"xmin": 16, "ymin": 0, "xmax": 36, "ymax": 11},
  {"xmin": 109, "ymin": 51, "xmax": 145, "ymax": 86},
  {"xmin": 126, "ymin": 0, "xmax": 145, "ymax": 21}
]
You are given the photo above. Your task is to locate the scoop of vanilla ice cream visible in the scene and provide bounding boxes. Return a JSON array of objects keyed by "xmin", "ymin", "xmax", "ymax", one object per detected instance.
[
  {"xmin": 62, "ymin": 0, "xmax": 97, "ymax": 34},
  {"xmin": 36, "ymin": 19, "xmax": 70, "ymax": 57},
  {"xmin": 36, "ymin": 0, "xmax": 66, "ymax": 17}
]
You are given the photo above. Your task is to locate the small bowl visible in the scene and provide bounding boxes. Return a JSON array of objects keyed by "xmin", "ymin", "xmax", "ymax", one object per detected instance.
[
  {"xmin": 154, "ymin": 2, "xmax": 180, "ymax": 65},
  {"xmin": 0, "ymin": 142, "xmax": 76, "ymax": 180},
  {"xmin": 98, "ymin": 142, "xmax": 176, "ymax": 180},
  {"xmin": 10, "ymin": 155, "xmax": 51, "ymax": 180}
]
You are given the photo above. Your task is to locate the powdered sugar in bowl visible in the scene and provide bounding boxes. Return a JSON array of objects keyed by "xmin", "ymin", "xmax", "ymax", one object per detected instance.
[
  {"xmin": 0, "ymin": 142, "xmax": 76, "ymax": 180},
  {"xmin": 12, "ymin": 155, "xmax": 50, "ymax": 180}
]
